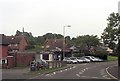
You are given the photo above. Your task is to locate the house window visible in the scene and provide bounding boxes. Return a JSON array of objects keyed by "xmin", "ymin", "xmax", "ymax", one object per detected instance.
[
  {"xmin": 14, "ymin": 44, "xmax": 18, "ymax": 46},
  {"xmin": 9, "ymin": 44, "xmax": 12, "ymax": 46},
  {"xmin": 2, "ymin": 60, "xmax": 5, "ymax": 64},
  {"xmin": 43, "ymin": 54, "xmax": 49, "ymax": 60}
]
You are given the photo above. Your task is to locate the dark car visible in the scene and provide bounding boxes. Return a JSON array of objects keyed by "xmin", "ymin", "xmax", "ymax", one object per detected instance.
[{"xmin": 36, "ymin": 60, "xmax": 48, "ymax": 70}]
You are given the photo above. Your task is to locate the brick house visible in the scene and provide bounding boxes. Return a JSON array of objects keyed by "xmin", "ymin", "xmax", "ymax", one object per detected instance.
[
  {"xmin": 0, "ymin": 34, "xmax": 9, "ymax": 68},
  {"xmin": 39, "ymin": 39, "xmax": 71, "ymax": 61},
  {"xmin": 6, "ymin": 36, "xmax": 28, "ymax": 52},
  {"xmin": 0, "ymin": 34, "xmax": 34, "ymax": 68}
]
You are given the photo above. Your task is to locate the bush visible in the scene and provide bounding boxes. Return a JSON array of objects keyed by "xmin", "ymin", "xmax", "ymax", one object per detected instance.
[{"xmin": 93, "ymin": 50, "xmax": 108, "ymax": 60}]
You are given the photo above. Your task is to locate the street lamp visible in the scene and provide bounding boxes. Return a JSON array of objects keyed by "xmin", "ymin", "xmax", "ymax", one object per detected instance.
[
  {"xmin": 118, "ymin": 1, "xmax": 120, "ymax": 67},
  {"xmin": 63, "ymin": 25, "xmax": 71, "ymax": 60}
]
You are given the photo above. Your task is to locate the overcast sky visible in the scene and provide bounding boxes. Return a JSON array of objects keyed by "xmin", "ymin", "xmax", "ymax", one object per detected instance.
[{"xmin": 0, "ymin": 0, "xmax": 119, "ymax": 38}]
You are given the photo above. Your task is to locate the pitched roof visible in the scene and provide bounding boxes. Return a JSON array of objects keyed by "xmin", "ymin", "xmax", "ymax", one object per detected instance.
[
  {"xmin": 6, "ymin": 36, "xmax": 26, "ymax": 44},
  {"xmin": 0, "ymin": 34, "xmax": 9, "ymax": 45},
  {"xmin": 44, "ymin": 39, "xmax": 68, "ymax": 50},
  {"xmin": 0, "ymin": 34, "xmax": 28, "ymax": 45}
]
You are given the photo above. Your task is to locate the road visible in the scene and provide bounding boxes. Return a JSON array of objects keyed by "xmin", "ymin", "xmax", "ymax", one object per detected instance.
[
  {"xmin": 30, "ymin": 61, "xmax": 118, "ymax": 79},
  {"xmin": 2, "ymin": 61, "xmax": 119, "ymax": 80}
]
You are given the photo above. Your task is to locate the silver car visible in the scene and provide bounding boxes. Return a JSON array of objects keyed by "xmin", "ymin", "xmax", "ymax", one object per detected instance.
[{"xmin": 69, "ymin": 57, "xmax": 78, "ymax": 64}]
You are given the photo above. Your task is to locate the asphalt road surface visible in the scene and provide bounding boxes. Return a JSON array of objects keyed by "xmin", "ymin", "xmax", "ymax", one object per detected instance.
[{"xmin": 30, "ymin": 61, "xmax": 118, "ymax": 79}]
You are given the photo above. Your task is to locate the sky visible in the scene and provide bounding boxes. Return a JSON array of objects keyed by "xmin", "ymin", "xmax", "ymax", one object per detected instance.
[{"xmin": 0, "ymin": 0, "xmax": 119, "ymax": 38}]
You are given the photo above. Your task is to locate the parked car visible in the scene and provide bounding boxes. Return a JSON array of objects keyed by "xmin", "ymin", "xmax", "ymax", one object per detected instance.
[
  {"xmin": 84, "ymin": 56, "xmax": 98, "ymax": 62},
  {"xmin": 80, "ymin": 57, "xmax": 91, "ymax": 63},
  {"xmin": 94, "ymin": 57, "xmax": 104, "ymax": 62},
  {"xmin": 30, "ymin": 59, "xmax": 48, "ymax": 71},
  {"xmin": 63, "ymin": 57, "xmax": 78, "ymax": 64},
  {"xmin": 69, "ymin": 57, "xmax": 78, "ymax": 64},
  {"xmin": 37, "ymin": 59, "xmax": 48, "ymax": 69},
  {"xmin": 63, "ymin": 57, "xmax": 73, "ymax": 64},
  {"xmin": 76, "ymin": 57, "xmax": 84, "ymax": 63}
]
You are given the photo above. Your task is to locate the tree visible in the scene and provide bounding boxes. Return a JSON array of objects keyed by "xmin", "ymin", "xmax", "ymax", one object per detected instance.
[
  {"xmin": 15, "ymin": 30, "xmax": 22, "ymax": 36},
  {"xmin": 101, "ymin": 12, "xmax": 120, "ymax": 66},
  {"xmin": 101, "ymin": 12, "xmax": 120, "ymax": 49},
  {"xmin": 101, "ymin": 26, "xmax": 117, "ymax": 49}
]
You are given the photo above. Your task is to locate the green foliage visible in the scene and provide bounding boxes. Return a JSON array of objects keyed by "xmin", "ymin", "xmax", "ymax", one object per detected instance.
[
  {"xmin": 95, "ymin": 50, "xmax": 108, "ymax": 55},
  {"xmin": 101, "ymin": 12, "xmax": 120, "ymax": 49},
  {"xmin": 70, "ymin": 35, "xmax": 100, "ymax": 48},
  {"xmin": 15, "ymin": 30, "xmax": 100, "ymax": 51},
  {"xmin": 108, "ymin": 56, "xmax": 118, "ymax": 61}
]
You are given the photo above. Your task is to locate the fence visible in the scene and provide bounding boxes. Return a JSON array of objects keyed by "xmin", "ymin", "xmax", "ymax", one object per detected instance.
[{"xmin": 47, "ymin": 61, "xmax": 67, "ymax": 69}]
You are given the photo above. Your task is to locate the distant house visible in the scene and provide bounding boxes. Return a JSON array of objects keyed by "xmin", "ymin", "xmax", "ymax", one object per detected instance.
[
  {"xmin": 38, "ymin": 39, "xmax": 71, "ymax": 61},
  {"xmin": 0, "ymin": 34, "xmax": 34, "ymax": 68},
  {"xmin": 6, "ymin": 36, "xmax": 28, "ymax": 52},
  {"xmin": 0, "ymin": 34, "xmax": 9, "ymax": 68}
]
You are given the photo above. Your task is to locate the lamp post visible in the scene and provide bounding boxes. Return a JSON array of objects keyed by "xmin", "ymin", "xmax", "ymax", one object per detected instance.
[
  {"xmin": 63, "ymin": 25, "xmax": 71, "ymax": 60},
  {"xmin": 118, "ymin": 1, "xmax": 120, "ymax": 67}
]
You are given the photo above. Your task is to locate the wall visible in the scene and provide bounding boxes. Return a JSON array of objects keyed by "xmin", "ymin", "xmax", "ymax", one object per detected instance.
[
  {"xmin": 7, "ymin": 56, "xmax": 15, "ymax": 68},
  {"xmin": 8, "ymin": 52, "xmax": 35, "ymax": 68},
  {"xmin": 16, "ymin": 53, "xmax": 34, "ymax": 66},
  {"xmin": 19, "ymin": 37, "xmax": 28, "ymax": 52},
  {"xmin": 0, "ymin": 45, "xmax": 8, "ymax": 68},
  {"xmin": 0, "ymin": 45, "xmax": 8, "ymax": 58}
]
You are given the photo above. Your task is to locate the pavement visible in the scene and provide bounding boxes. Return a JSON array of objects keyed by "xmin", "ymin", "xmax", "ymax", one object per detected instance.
[{"xmin": 2, "ymin": 64, "xmax": 74, "ymax": 79}]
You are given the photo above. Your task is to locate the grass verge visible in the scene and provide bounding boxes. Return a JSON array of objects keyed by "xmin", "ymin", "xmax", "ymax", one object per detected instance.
[
  {"xmin": 27, "ymin": 65, "xmax": 73, "ymax": 75},
  {"xmin": 108, "ymin": 56, "xmax": 118, "ymax": 61}
]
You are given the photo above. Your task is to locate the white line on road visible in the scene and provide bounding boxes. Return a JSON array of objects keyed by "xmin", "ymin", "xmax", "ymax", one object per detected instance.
[
  {"xmin": 102, "ymin": 75, "xmax": 107, "ymax": 77},
  {"xmin": 76, "ymin": 74, "xmax": 80, "ymax": 77},
  {"xmin": 79, "ymin": 72, "xmax": 83, "ymax": 74},
  {"xmin": 46, "ymin": 74, "xmax": 51, "ymax": 76},
  {"xmin": 53, "ymin": 72, "xmax": 56, "ymax": 74},
  {"xmin": 106, "ymin": 65, "xmax": 118, "ymax": 79},
  {"xmin": 65, "ymin": 69, "xmax": 68, "ymax": 71},
  {"xmin": 60, "ymin": 70, "xmax": 63, "ymax": 72}
]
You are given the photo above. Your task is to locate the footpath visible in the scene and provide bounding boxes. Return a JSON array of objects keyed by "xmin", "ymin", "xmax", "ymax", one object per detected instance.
[{"xmin": 2, "ymin": 64, "xmax": 73, "ymax": 79}]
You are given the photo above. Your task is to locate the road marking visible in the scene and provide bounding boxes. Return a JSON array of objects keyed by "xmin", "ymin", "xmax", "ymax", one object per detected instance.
[
  {"xmin": 53, "ymin": 72, "xmax": 56, "ymax": 74},
  {"xmin": 81, "ymin": 70, "xmax": 85, "ymax": 72},
  {"xmin": 102, "ymin": 75, "xmax": 107, "ymax": 77},
  {"xmin": 106, "ymin": 65, "xmax": 118, "ymax": 79},
  {"xmin": 80, "ymin": 76, "xmax": 104, "ymax": 79},
  {"xmin": 69, "ymin": 68, "xmax": 72, "ymax": 69},
  {"xmin": 60, "ymin": 70, "xmax": 63, "ymax": 72},
  {"xmin": 73, "ymin": 66, "xmax": 76, "ymax": 68},
  {"xmin": 79, "ymin": 72, "xmax": 83, "ymax": 74},
  {"xmin": 65, "ymin": 69, "xmax": 68, "ymax": 71},
  {"xmin": 46, "ymin": 74, "xmax": 51, "ymax": 76},
  {"xmin": 76, "ymin": 74, "xmax": 80, "ymax": 77},
  {"xmin": 85, "ymin": 68, "xmax": 88, "ymax": 70}
]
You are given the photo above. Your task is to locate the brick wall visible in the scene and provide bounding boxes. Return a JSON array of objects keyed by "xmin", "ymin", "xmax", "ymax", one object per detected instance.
[
  {"xmin": 0, "ymin": 45, "xmax": 8, "ymax": 58},
  {"xmin": 8, "ymin": 52, "xmax": 35, "ymax": 68},
  {"xmin": 7, "ymin": 56, "xmax": 15, "ymax": 68},
  {"xmin": 19, "ymin": 37, "xmax": 28, "ymax": 52},
  {"xmin": 16, "ymin": 53, "xmax": 34, "ymax": 66}
]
